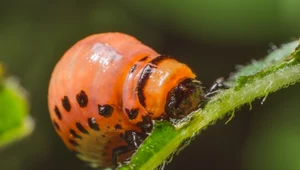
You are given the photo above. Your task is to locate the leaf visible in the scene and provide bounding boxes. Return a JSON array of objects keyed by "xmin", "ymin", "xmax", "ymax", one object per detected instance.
[{"xmin": 0, "ymin": 63, "xmax": 34, "ymax": 148}]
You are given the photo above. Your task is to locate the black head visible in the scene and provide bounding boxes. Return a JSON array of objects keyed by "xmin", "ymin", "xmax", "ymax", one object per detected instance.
[{"xmin": 165, "ymin": 78, "xmax": 205, "ymax": 119}]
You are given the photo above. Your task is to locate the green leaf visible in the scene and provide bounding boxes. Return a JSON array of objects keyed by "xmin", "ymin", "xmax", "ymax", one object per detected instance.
[
  {"xmin": 0, "ymin": 64, "xmax": 34, "ymax": 148},
  {"xmin": 119, "ymin": 40, "xmax": 300, "ymax": 170}
]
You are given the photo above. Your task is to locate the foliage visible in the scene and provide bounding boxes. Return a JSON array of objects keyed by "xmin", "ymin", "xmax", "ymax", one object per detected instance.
[{"xmin": 0, "ymin": 64, "xmax": 33, "ymax": 148}]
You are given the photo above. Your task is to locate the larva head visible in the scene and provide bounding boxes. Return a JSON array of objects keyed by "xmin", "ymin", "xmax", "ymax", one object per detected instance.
[
  {"xmin": 165, "ymin": 78, "xmax": 205, "ymax": 119},
  {"xmin": 138, "ymin": 55, "xmax": 205, "ymax": 120}
]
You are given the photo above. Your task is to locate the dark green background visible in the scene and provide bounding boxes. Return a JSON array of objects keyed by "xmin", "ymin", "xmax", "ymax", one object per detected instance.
[{"xmin": 1, "ymin": 1, "xmax": 300, "ymax": 170}]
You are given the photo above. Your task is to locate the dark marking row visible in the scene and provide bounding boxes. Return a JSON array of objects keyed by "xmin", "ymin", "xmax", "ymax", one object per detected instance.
[
  {"xmin": 61, "ymin": 90, "xmax": 88, "ymax": 113},
  {"xmin": 67, "ymin": 118, "xmax": 100, "ymax": 148},
  {"xmin": 75, "ymin": 118, "xmax": 101, "ymax": 133},
  {"xmin": 53, "ymin": 90, "xmax": 88, "ymax": 120},
  {"xmin": 137, "ymin": 55, "xmax": 171, "ymax": 107},
  {"xmin": 54, "ymin": 90, "xmax": 117, "ymax": 121}
]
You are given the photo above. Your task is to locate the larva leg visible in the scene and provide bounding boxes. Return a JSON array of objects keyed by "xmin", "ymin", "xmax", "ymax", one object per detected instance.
[
  {"xmin": 205, "ymin": 77, "xmax": 230, "ymax": 98},
  {"xmin": 112, "ymin": 131, "xmax": 147, "ymax": 166},
  {"xmin": 112, "ymin": 145, "xmax": 134, "ymax": 166}
]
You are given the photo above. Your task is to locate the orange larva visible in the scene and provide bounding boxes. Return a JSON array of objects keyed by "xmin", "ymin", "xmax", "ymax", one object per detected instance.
[{"xmin": 48, "ymin": 32, "xmax": 205, "ymax": 168}]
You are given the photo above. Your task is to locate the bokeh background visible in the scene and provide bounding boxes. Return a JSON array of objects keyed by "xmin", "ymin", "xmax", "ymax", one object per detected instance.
[{"xmin": 1, "ymin": 0, "xmax": 300, "ymax": 170}]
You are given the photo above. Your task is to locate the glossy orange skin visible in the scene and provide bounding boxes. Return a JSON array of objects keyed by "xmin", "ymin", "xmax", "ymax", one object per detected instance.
[{"xmin": 48, "ymin": 32, "xmax": 196, "ymax": 168}]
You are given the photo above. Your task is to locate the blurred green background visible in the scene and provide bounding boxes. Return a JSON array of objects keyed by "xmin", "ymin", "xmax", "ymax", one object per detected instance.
[{"xmin": 1, "ymin": 0, "xmax": 300, "ymax": 170}]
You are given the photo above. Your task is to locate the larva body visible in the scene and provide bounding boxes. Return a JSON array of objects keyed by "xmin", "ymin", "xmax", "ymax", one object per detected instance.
[{"xmin": 48, "ymin": 32, "xmax": 204, "ymax": 168}]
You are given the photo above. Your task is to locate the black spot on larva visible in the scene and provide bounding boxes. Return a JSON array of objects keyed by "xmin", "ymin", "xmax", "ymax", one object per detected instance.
[
  {"xmin": 137, "ymin": 55, "xmax": 171, "ymax": 107},
  {"xmin": 102, "ymin": 134, "xmax": 106, "ymax": 138},
  {"xmin": 125, "ymin": 108, "xmax": 139, "ymax": 120},
  {"xmin": 114, "ymin": 124, "xmax": 123, "ymax": 130},
  {"xmin": 76, "ymin": 122, "xmax": 89, "ymax": 134},
  {"xmin": 129, "ymin": 64, "xmax": 137, "ymax": 73},
  {"xmin": 69, "ymin": 139, "xmax": 79, "ymax": 147},
  {"xmin": 62, "ymin": 96, "xmax": 71, "ymax": 112},
  {"xmin": 52, "ymin": 120, "xmax": 60, "ymax": 131},
  {"xmin": 98, "ymin": 104, "xmax": 114, "ymax": 118},
  {"xmin": 139, "ymin": 56, "xmax": 148, "ymax": 61},
  {"xmin": 107, "ymin": 126, "xmax": 110, "ymax": 129},
  {"xmin": 88, "ymin": 117, "xmax": 100, "ymax": 131},
  {"xmin": 70, "ymin": 129, "xmax": 82, "ymax": 139},
  {"xmin": 54, "ymin": 106, "xmax": 62, "ymax": 120},
  {"xmin": 76, "ymin": 90, "xmax": 88, "ymax": 108}
]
